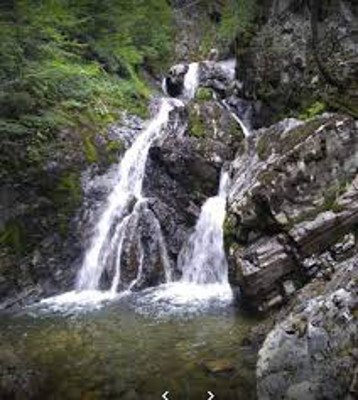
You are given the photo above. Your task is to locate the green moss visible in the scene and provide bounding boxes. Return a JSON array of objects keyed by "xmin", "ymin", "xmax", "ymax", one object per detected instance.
[
  {"xmin": 223, "ymin": 215, "xmax": 239, "ymax": 249},
  {"xmin": 106, "ymin": 140, "xmax": 123, "ymax": 153},
  {"xmin": 287, "ymin": 119, "xmax": 323, "ymax": 149},
  {"xmin": 257, "ymin": 135, "xmax": 268, "ymax": 160},
  {"xmin": 322, "ymin": 182, "xmax": 347, "ymax": 214},
  {"xmin": 299, "ymin": 101, "xmax": 327, "ymax": 120},
  {"xmin": 258, "ymin": 170, "xmax": 276, "ymax": 186},
  {"xmin": 0, "ymin": 220, "xmax": 26, "ymax": 255},
  {"xmin": 188, "ymin": 107, "xmax": 206, "ymax": 138},
  {"xmin": 83, "ymin": 135, "xmax": 98, "ymax": 164},
  {"xmin": 325, "ymin": 94, "xmax": 358, "ymax": 119},
  {"xmin": 195, "ymin": 88, "xmax": 213, "ymax": 102},
  {"xmin": 229, "ymin": 118, "xmax": 244, "ymax": 139},
  {"xmin": 53, "ymin": 171, "xmax": 82, "ymax": 236},
  {"xmin": 105, "ymin": 139, "xmax": 124, "ymax": 163}
]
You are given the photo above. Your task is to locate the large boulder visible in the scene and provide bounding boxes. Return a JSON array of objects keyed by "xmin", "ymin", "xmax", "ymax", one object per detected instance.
[
  {"xmin": 143, "ymin": 98, "xmax": 244, "ymax": 278},
  {"xmin": 226, "ymin": 114, "xmax": 358, "ymax": 310},
  {"xmin": 256, "ymin": 255, "xmax": 357, "ymax": 400},
  {"xmin": 237, "ymin": 0, "xmax": 358, "ymax": 121}
]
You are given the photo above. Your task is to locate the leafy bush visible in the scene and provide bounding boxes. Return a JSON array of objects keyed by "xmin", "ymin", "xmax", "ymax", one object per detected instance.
[
  {"xmin": 299, "ymin": 101, "xmax": 327, "ymax": 120},
  {"xmin": 0, "ymin": 0, "xmax": 173, "ymax": 141}
]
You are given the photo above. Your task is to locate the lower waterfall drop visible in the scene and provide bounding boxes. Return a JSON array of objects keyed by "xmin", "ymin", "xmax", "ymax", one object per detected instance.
[
  {"xmin": 133, "ymin": 170, "xmax": 233, "ymax": 317},
  {"xmin": 178, "ymin": 171, "xmax": 230, "ymax": 284}
]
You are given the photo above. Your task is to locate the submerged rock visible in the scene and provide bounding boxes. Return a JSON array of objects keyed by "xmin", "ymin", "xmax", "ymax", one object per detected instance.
[{"xmin": 201, "ymin": 359, "xmax": 235, "ymax": 374}]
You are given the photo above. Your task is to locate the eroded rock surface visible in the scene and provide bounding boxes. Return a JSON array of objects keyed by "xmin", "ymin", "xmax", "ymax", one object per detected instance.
[
  {"xmin": 226, "ymin": 114, "xmax": 358, "ymax": 310},
  {"xmin": 257, "ymin": 257, "xmax": 357, "ymax": 400},
  {"xmin": 143, "ymin": 98, "xmax": 244, "ymax": 277}
]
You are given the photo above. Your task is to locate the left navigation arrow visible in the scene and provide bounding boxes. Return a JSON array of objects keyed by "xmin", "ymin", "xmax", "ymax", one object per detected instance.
[{"xmin": 162, "ymin": 391, "xmax": 170, "ymax": 400}]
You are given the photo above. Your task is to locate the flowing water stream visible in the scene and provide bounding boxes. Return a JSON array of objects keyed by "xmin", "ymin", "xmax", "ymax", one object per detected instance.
[{"xmin": 0, "ymin": 61, "xmax": 262, "ymax": 399}]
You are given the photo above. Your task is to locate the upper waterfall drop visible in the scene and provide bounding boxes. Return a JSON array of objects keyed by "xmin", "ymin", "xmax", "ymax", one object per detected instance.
[
  {"xmin": 183, "ymin": 62, "xmax": 199, "ymax": 100},
  {"xmin": 178, "ymin": 171, "xmax": 230, "ymax": 284}
]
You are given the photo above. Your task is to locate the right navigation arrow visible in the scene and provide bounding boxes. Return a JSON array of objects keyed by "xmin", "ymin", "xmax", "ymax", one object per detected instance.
[{"xmin": 207, "ymin": 391, "xmax": 215, "ymax": 400}]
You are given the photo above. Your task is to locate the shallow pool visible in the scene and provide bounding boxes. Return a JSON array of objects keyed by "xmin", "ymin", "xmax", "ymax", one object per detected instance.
[{"xmin": 1, "ymin": 286, "xmax": 260, "ymax": 399}]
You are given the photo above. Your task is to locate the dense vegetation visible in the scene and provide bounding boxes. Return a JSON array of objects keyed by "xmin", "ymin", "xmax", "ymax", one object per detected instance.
[
  {"xmin": 0, "ymin": 0, "xmax": 173, "ymax": 168},
  {"xmin": 0, "ymin": 0, "xmax": 173, "ymax": 253}
]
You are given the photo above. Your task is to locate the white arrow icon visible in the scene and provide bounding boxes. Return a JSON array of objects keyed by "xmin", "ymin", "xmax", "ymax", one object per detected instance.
[
  {"xmin": 207, "ymin": 391, "xmax": 215, "ymax": 400},
  {"xmin": 162, "ymin": 391, "xmax": 170, "ymax": 400}
]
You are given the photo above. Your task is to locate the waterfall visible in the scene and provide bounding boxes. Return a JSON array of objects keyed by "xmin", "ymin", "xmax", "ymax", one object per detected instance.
[
  {"xmin": 76, "ymin": 98, "xmax": 179, "ymax": 291},
  {"xmin": 183, "ymin": 62, "xmax": 199, "ymax": 100},
  {"xmin": 39, "ymin": 61, "xmax": 234, "ymax": 313},
  {"xmin": 132, "ymin": 170, "xmax": 233, "ymax": 316},
  {"xmin": 220, "ymin": 99, "xmax": 251, "ymax": 138},
  {"xmin": 76, "ymin": 62, "xmax": 200, "ymax": 293},
  {"xmin": 178, "ymin": 171, "xmax": 230, "ymax": 284}
]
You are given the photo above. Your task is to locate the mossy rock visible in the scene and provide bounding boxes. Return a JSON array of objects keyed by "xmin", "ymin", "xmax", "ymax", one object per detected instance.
[
  {"xmin": 52, "ymin": 171, "xmax": 83, "ymax": 236},
  {"xmin": 299, "ymin": 101, "xmax": 327, "ymax": 120},
  {"xmin": 256, "ymin": 117, "xmax": 331, "ymax": 161},
  {"xmin": 188, "ymin": 105, "xmax": 206, "ymax": 138},
  {"xmin": 195, "ymin": 88, "xmax": 213, "ymax": 102},
  {"xmin": 82, "ymin": 135, "xmax": 98, "ymax": 164},
  {"xmin": 0, "ymin": 220, "xmax": 26, "ymax": 255}
]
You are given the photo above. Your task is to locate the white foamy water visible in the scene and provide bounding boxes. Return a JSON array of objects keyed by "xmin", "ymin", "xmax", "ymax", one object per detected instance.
[
  {"xmin": 183, "ymin": 62, "xmax": 199, "ymax": 100},
  {"xmin": 76, "ymin": 98, "xmax": 179, "ymax": 291},
  {"xmin": 221, "ymin": 99, "xmax": 251, "ymax": 138},
  {"xmin": 132, "ymin": 282, "xmax": 233, "ymax": 318},
  {"xmin": 38, "ymin": 290, "xmax": 121, "ymax": 314},
  {"xmin": 35, "ymin": 63, "xmax": 234, "ymax": 315},
  {"xmin": 178, "ymin": 171, "xmax": 230, "ymax": 284}
]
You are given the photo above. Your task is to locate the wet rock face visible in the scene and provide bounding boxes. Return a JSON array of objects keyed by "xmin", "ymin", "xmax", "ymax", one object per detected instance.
[
  {"xmin": 227, "ymin": 114, "xmax": 358, "ymax": 311},
  {"xmin": 164, "ymin": 60, "xmax": 237, "ymax": 99},
  {"xmin": 237, "ymin": 0, "xmax": 357, "ymax": 118},
  {"xmin": 143, "ymin": 100, "xmax": 244, "ymax": 277},
  {"xmin": 163, "ymin": 64, "xmax": 189, "ymax": 97},
  {"xmin": 0, "ymin": 114, "xmax": 144, "ymax": 308},
  {"xmin": 256, "ymin": 257, "xmax": 357, "ymax": 400}
]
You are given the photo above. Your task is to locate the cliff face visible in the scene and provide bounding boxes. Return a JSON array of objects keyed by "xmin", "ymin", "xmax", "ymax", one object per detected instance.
[
  {"xmin": 236, "ymin": 0, "xmax": 358, "ymax": 123},
  {"xmin": 226, "ymin": 114, "xmax": 357, "ymax": 311}
]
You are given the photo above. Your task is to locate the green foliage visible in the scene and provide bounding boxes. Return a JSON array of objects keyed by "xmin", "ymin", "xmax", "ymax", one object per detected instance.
[
  {"xmin": 218, "ymin": 0, "xmax": 257, "ymax": 48},
  {"xmin": 195, "ymin": 88, "xmax": 213, "ymax": 102},
  {"xmin": 106, "ymin": 140, "xmax": 123, "ymax": 153},
  {"xmin": 188, "ymin": 106, "xmax": 206, "ymax": 138},
  {"xmin": 299, "ymin": 101, "xmax": 327, "ymax": 120},
  {"xmin": 195, "ymin": 0, "xmax": 257, "ymax": 58},
  {"xmin": 83, "ymin": 135, "xmax": 98, "ymax": 164},
  {"xmin": 0, "ymin": 220, "xmax": 25, "ymax": 254},
  {"xmin": 0, "ymin": 0, "xmax": 173, "ymax": 140},
  {"xmin": 53, "ymin": 171, "xmax": 82, "ymax": 235}
]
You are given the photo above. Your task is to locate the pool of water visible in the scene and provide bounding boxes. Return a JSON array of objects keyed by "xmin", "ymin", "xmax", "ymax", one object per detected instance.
[{"xmin": 0, "ymin": 286, "xmax": 261, "ymax": 400}]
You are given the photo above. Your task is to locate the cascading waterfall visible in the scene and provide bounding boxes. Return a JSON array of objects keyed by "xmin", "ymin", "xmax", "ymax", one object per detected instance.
[
  {"xmin": 75, "ymin": 63, "xmax": 199, "ymax": 294},
  {"xmin": 134, "ymin": 169, "xmax": 233, "ymax": 316},
  {"xmin": 183, "ymin": 62, "xmax": 199, "ymax": 99},
  {"xmin": 178, "ymin": 171, "xmax": 230, "ymax": 284},
  {"xmin": 76, "ymin": 98, "xmax": 180, "ymax": 293},
  {"xmin": 40, "ymin": 61, "xmax": 233, "ymax": 313}
]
